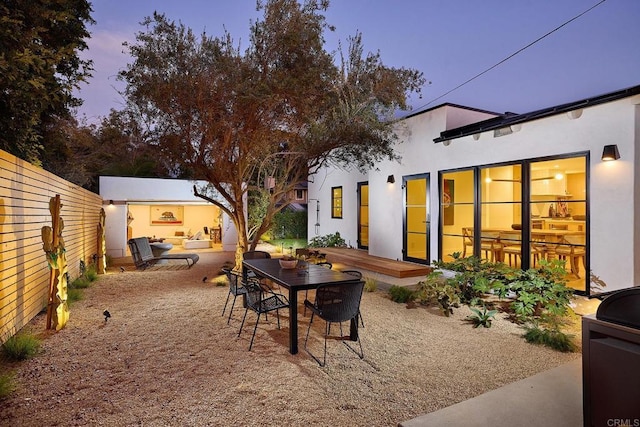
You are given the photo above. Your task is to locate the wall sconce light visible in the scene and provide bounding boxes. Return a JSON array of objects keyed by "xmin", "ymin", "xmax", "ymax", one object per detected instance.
[
  {"xmin": 601, "ymin": 144, "xmax": 620, "ymax": 161},
  {"xmin": 567, "ymin": 109, "xmax": 583, "ymax": 120},
  {"xmin": 387, "ymin": 175, "xmax": 395, "ymax": 184},
  {"xmin": 109, "ymin": 200, "xmax": 114, "ymax": 205}
]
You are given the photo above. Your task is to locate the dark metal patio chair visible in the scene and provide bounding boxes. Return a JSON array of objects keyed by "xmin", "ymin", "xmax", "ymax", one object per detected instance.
[
  {"xmin": 221, "ymin": 269, "xmax": 248, "ymax": 324},
  {"xmin": 303, "ymin": 280, "xmax": 365, "ymax": 367},
  {"xmin": 304, "ymin": 261, "xmax": 333, "ymax": 316},
  {"xmin": 242, "ymin": 250, "xmax": 271, "ymax": 260},
  {"xmin": 341, "ymin": 270, "xmax": 365, "ymax": 328},
  {"xmin": 238, "ymin": 280, "xmax": 289, "ymax": 351},
  {"xmin": 242, "ymin": 250, "xmax": 272, "ymax": 282}
]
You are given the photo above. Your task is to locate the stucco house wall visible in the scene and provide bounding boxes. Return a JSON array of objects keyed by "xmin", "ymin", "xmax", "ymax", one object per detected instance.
[
  {"xmin": 308, "ymin": 86, "xmax": 640, "ymax": 294},
  {"xmin": 308, "ymin": 104, "xmax": 500, "ymax": 261}
]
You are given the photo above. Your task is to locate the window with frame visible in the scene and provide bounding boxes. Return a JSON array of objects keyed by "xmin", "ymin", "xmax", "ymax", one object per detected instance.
[
  {"xmin": 439, "ymin": 154, "xmax": 588, "ymax": 294},
  {"xmin": 295, "ymin": 189, "xmax": 304, "ymax": 200},
  {"xmin": 331, "ymin": 186, "xmax": 343, "ymax": 218}
]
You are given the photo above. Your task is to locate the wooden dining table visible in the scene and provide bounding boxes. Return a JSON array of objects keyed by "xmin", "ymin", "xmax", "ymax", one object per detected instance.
[
  {"xmin": 530, "ymin": 228, "xmax": 584, "ymax": 241},
  {"xmin": 242, "ymin": 258, "xmax": 362, "ymax": 354},
  {"xmin": 467, "ymin": 227, "xmax": 586, "ymax": 264}
]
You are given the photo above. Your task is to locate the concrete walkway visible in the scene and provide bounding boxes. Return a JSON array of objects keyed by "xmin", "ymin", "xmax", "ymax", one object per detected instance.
[
  {"xmin": 333, "ymin": 261, "xmax": 590, "ymax": 427},
  {"xmin": 400, "ymin": 358, "xmax": 583, "ymax": 427}
]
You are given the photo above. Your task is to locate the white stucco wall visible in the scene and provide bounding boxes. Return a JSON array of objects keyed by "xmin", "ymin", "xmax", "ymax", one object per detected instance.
[
  {"xmin": 307, "ymin": 168, "xmax": 366, "ymax": 247},
  {"xmin": 308, "ymin": 92, "xmax": 640, "ymax": 294}
]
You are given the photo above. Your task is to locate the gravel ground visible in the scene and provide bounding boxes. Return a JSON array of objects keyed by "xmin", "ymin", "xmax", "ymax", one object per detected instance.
[{"xmin": 0, "ymin": 251, "xmax": 580, "ymax": 426}]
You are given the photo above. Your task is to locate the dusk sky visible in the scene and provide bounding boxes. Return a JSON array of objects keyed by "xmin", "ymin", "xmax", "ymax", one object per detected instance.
[{"xmin": 75, "ymin": 0, "xmax": 640, "ymax": 123}]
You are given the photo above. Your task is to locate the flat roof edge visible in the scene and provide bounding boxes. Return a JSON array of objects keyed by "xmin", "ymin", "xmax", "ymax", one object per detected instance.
[{"xmin": 433, "ymin": 84, "xmax": 640, "ymax": 143}]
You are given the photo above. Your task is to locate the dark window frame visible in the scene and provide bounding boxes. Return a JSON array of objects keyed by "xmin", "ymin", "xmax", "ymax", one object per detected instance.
[
  {"xmin": 331, "ymin": 186, "xmax": 343, "ymax": 219},
  {"xmin": 438, "ymin": 151, "xmax": 590, "ymax": 295}
]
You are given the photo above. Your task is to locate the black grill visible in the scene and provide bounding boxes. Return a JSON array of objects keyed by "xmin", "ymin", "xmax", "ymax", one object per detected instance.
[{"xmin": 596, "ymin": 287, "xmax": 640, "ymax": 329}]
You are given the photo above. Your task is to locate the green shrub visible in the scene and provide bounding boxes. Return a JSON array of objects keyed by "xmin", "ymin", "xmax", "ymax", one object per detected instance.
[
  {"xmin": 523, "ymin": 325, "xmax": 577, "ymax": 352},
  {"xmin": 388, "ymin": 285, "xmax": 415, "ymax": 303},
  {"xmin": 67, "ymin": 288, "xmax": 84, "ymax": 303},
  {"xmin": 414, "ymin": 271, "xmax": 460, "ymax": 316},
  {"xmin": 433, "ymin": 255, "xmax": 513, "ymax": 304},
  {"xmin": 434, "ymin": 256, "xmax": 573, "ymax": 324},
  {"xmin": 467, "ymin": 306, "xmax": 497, "ymax": 328},
  {"xmin": 71, "ymin": 277, "xmax": 91, "ymax": 289},
  {"xmin": 507, "ymin": 259, "xmax": 573, "ymax": 322},
  {"xmin": 430, "ymin": 254, "xmax": 576, "ymax": 351},
  {"xmin": 0, "ymin": 372, "xmax": 16, "ymax": 399},
  {"xmin": 271, "ymin": 210, "xmax": 307, "ymax": 239},
  {"xmin": 2, "ymin": 333, "xmax": 41, "ymax": 361},
  {"xmin": 308, "ymin": 232, "xmax": 346, "ymax": 248},
  {"xmin": 363, "ymin": 276, "xmax": 377, "ymax": 292},
  {"xmin": 85, "ymin": 265, "xmax": 99, "ymax": 282}
]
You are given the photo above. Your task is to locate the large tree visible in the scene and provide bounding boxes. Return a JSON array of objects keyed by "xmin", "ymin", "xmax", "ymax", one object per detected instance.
[
  {"xmin": 119, "ymin": 0, "xmax": 424, "ymax": 266},
  {"xmin": 0, "ymin": 0, "xmax": 94, "ymax": 164}
]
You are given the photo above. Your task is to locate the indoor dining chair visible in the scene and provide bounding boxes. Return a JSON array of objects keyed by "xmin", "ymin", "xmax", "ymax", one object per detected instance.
[
  {"xmin": 555, "ymin": 234, "xmax": 586, "ymax": 277},
  {"xmin": 479, "ymin": 231, "xmax": 501, "ymax": 262},
  {"xmin": 461, "ymin": 227, "xmax": 474, "ymax": 258},
  {"xmin": 498, "ymin": 231, "xmax": 522, "ymax": 267}
]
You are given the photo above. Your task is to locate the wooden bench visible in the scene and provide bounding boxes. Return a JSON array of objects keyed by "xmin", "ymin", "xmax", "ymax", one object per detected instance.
[{"xmin": 127, "ymin": 237, "xmax": 199, "ymax": 269}]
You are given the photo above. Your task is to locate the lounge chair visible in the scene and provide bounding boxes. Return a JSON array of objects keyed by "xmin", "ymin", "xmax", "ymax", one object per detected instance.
[{"xmin": 127, "ymin": 237, "xmax": 199, "ymax": 269}]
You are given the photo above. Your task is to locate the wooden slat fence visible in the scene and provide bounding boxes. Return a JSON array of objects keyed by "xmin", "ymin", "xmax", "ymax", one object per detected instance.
[{"xmin": 0, "ymin": 150, "xmax": 103, "ymax": 342}]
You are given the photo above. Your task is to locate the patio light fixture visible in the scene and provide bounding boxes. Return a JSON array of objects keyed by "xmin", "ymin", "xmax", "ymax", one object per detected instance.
[
  {"xmin": 387, "ymin": 175, "xmax": 395, "ymax": 184},
  {"xmin": 601, "ymin": 144, "xmax": 620, "ymax": 161}
]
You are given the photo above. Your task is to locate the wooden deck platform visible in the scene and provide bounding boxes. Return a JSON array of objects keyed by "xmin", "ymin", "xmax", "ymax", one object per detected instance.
[{"xmin": 319, "ymin": 247, "xmax": 432, "ymax": 278}]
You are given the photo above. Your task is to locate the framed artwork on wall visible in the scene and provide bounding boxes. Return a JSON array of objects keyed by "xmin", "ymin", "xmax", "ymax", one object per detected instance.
[{"xmin": 150, "ymin": 205, "xmax": 184, "ymax": 225}]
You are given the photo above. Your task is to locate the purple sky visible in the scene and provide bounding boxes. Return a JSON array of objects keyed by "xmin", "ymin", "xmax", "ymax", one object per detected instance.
[{"xmin": 76, "ymin": 0, "xmax": 640, "ymax": 123}]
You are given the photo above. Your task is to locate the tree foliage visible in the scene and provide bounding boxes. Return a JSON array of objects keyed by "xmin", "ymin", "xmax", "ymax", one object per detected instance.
[
  {"xmin": 37, "ymin": 110, "xmax": 169, "ymax": 192},
  {"xmin": 119, "ymin": 0, "xmax": 425, "ymax": 265},
  {"xmin": 0, "ymin": 0, "xmax": 94, "ymax": 164},
  {"xmin": 93, "ymin": 110, "xmax": 171, "ymax": 182}
]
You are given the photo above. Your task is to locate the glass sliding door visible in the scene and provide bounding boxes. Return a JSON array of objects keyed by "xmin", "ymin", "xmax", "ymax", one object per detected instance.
[
  {"xmin": 480, "ymin": 164, "xmax": 522, "ymax": 265},
  {"xmin": 403, "ymin": 174, "xmax": 430, "ymax": 264},
  {"xmin": 440, "ymin": 170, "xmax": 475, "ymax": 262},
  {"xmin": 529, "ymin": 156, "xmax": 588, "ymax": 292},
  {"xmin": 438, "ymin": 153, "xmax": 589, "ymax": 294},
  {"xmin": 357, "ymin": 182, "xmax": 369, "ymax": 249}
]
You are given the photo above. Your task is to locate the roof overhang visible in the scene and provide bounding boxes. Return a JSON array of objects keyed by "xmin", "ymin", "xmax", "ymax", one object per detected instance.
[{"xmin": 433, "ymin": 84, "xmax": 640, "ymax": 144}]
